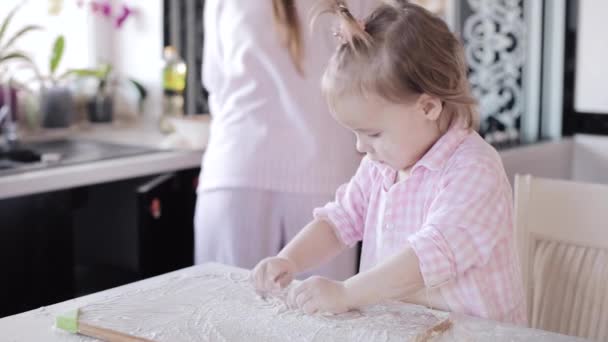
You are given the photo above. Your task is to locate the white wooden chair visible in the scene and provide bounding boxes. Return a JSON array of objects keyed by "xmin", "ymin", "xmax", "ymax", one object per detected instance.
[{"xmin": 514, "ymin": 174, "xmax": 608, "ymax": 341}]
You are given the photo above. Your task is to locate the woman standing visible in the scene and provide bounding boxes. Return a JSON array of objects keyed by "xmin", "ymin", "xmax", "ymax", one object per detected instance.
[{"xmin": 195, "ymin": 0, "xmax": 371, "ymax": 280}]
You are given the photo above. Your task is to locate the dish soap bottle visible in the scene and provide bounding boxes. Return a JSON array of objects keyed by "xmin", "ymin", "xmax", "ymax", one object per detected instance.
[{"xmin": 160, "ymin": 46, "xmax": 187, "ymax": 133}]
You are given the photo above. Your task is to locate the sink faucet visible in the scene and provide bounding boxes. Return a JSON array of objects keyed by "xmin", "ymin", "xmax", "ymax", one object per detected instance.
[{"xmin": 0, "ymin": 83, "xmax": 18, "ymax": 150}]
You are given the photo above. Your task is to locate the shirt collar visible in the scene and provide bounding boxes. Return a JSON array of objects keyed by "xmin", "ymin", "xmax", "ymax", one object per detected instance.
[
  {"xmin": 414, "ymin": 124, "xmax": 470, "ymax": 172},
  {"xmin": 371, "ymin": 125, "xmax": 471, "ymax": 189}
]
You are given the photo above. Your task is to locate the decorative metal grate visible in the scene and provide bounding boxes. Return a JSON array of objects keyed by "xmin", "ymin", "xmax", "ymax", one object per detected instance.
[{"xmin": 460, "ymin": 0, "xmax": 526, "ymax": 146}]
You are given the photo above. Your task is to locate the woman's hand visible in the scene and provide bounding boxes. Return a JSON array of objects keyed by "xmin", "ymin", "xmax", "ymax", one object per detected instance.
[
  {"xmin": 251, "ymin": 257, "xmax": 297, "ymax": 295},
  {"xmin": 287, "ymin": 276, "xmax": 353, "ymax": 315}
]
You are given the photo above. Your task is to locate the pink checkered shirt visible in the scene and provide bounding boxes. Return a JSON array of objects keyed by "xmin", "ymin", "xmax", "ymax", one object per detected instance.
[{"xmin": 314, "ymin": 126, "xmax": 527, "ymax": 325}]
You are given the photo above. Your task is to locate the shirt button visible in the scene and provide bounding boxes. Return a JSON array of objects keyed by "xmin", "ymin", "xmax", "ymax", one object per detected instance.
[{"xmin": 384, "ymin": 223, "xmax": 393, "ymax": 230}]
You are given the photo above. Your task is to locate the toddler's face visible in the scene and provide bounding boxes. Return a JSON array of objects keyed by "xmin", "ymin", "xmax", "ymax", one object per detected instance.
[{"xmin": 331, "ymin": 94, "xmax": 442, "ymax": 172}]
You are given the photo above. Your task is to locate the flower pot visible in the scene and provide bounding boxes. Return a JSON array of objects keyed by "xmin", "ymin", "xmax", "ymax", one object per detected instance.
[
  {"xmin": 40, "ymin": 87, "xmax": 74, "ymax": 128},
  {"xmin": 87, "ymin": 94, "xmax": 113, "ymax": 123}
]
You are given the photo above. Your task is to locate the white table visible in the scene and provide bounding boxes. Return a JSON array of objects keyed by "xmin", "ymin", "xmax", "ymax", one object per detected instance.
[{"xmin": 0, "ymin": 263, "xmax": 585, "ymax": 341}]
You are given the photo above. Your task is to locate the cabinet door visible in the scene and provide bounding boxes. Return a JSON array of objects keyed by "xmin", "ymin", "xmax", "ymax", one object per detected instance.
[
  {"xmin": 136, "ymin": 169, "xmax": 198, "ymax": 278},
  {"xmin": 0, "ymin": 191, "xmax": 74, "ymax": 318}
]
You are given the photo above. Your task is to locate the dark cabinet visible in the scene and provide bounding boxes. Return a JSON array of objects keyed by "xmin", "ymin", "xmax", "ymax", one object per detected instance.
[
  {"xmin": 0, "ymin": 168, "xmax": 199, "ymax": 318},
  {"xmin": 0, "ymin": 191, "xmax": 74, "ymax": 318},
  {"xmin": 137, "ymin": 170, "xmax": 197, "ymax": 278},
  {"xmin": 73, "ymin": 168, "xmax": 199, "ymax": 296}
]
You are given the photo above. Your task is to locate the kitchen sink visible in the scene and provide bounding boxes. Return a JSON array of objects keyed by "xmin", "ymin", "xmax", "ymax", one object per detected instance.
[{"xmin": 0, "ymin": 139, "xmax": 160, "ymax": 176}]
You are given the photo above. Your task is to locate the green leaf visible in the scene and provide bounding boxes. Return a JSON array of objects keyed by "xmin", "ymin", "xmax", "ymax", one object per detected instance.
[
  {"xmin": 49, "ymin": 35, "xmax": 65, "ymax": 76},
  {"xmin": 1, "ymin": 25, "xmax": 43, "ymax": 52},
  {"xmin": 0, "ymin": 51, "xmax": 33, "ymax": 64},
  {"xmin": 67, "ymin": 68, "xmax": 102, "ymax": 78},
  {"xmin": 129, "ymin": 79, "xmax": 147, "ymax": 100},
  {"xmin": 55, "ymin": 70, "xmax": 74, "ymax": 82},
  {"xmin": 0, "ymin": 3, "xmax": 22, "ymax": 48},
  {"xmin": 98, "ymin": 63, "xmax": 112, "ymax": 80}
]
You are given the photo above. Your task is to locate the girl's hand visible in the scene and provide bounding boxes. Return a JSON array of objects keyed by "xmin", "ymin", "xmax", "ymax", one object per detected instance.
[
  {"xmin": 251, "ymin": 257, "xmax": 296, "ymax": 295},
  {"xmin": 287, "ymin": 276, "xmax": 353, "ymax": 315}
]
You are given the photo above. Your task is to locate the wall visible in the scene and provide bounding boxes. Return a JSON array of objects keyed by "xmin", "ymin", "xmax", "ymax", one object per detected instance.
[
  {"xmin": 1, "ymin": 0, "xmax": 164, "ymax": 120},
  {"xmin": 0, "ymin": 1, "xmax": 92, "ymax": 81},
  {"xmin": 500, "ymin": 140, "xmax": 573, "ymax": 185},
  {"xmin": 91, "ymin": 0, "xmax": 164, "ymax": 120},
  {"xmin": 571, "ymin": 135, "xmax": 608, "ymax": 184},
  {"xmin": 575, "ymin": 0, "xmax": 608, "ymax": 113}
]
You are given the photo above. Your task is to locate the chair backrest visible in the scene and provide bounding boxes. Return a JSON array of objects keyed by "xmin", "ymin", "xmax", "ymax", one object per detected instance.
[{"xmin": 514, "ymin": 174, "xmax": 608, "ymax": 341}]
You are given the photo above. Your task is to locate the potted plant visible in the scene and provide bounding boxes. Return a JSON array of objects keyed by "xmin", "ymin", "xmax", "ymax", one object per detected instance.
[
  {"xmin": 71, "ymin": 63, "xmax": 113, "ymax": 122},
  {"xmin": 72, "ymin": 64, "xmax": 147, "ymax": 123},
  {"xmin": 36, "ymin": 35, "xmax": 76, "ymax": 128},
  {"xmin": 0, "ymin": 3, "xmax": 42, "ymax": 124}
]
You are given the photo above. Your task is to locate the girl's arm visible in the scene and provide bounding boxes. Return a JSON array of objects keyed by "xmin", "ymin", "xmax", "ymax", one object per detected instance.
[
  {"xmin": 343, "ymin": 243, "xmax": 424, "ymax": 307},
  {"xmin": 255, "ymin": 158, "xmax": 373, "ymax": 293},
  {"xmin": 252, "ymin": 219, "xmax": 348, "ymax": 293},
  {"xmin": 287, "ymin": 242, "xmax": 425, "ymax": 314},
  {"xmin": 279, "ymin": 218, "xmax": 347, "ymax": 273}
]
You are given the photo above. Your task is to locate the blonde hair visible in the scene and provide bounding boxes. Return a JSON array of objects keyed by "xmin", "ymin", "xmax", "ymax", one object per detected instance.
[
  {"xmin": 272, "ymin": 0, "xmax": 304, "ymax": 74},
  {"xmin": 316, "ymin": 0, "xmax": 478, "ymax": 130}
]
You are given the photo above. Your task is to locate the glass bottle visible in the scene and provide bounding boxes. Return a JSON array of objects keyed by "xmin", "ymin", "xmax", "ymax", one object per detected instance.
[{"xmin": 159, "ymin": 46, "xmax": 187, "ymax": 133}]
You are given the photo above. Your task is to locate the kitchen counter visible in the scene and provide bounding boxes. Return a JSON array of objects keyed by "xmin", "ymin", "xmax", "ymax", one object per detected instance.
[{"xmin": 0, "ymin": 120, "xmax": 205, "ymax": 200}]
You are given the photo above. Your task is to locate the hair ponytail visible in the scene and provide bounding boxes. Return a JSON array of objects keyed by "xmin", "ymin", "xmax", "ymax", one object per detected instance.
[
  {"xmin": 272, "ymin": 0, "xmax": 304, "ymax": 74},
  {"xmin": 312, "ymin": 0, "xmax": 372, "ymax": 52}
]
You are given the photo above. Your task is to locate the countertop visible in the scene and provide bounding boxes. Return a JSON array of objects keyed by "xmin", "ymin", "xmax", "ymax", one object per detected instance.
[
  {"xmin": 0, "ymin": 263, "xmax": 584, "ymax": 342},
  {"xmin": 0, "ymin": 120, "xmax": 205, "ymax": 200}
]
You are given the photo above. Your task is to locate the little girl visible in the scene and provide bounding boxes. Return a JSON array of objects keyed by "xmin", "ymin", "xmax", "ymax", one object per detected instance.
[{"xmin": 252, "ymin": 0, "xmax": 526, "ymax": 325}]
